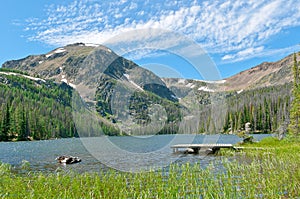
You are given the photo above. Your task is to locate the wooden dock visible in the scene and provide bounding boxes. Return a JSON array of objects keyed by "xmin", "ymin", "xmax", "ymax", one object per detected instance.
[{"xmin": 171, "ymin": 143, "xmax": 234, "ymax": 154}]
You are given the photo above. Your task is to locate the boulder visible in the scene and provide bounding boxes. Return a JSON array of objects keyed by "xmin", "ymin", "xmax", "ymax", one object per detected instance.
[
  {"xmin": 184, "ymin": 148, "xmax": 195, "ymax": 154},
  {"xmin": 56, "ymin": 155, "xmax": 81, "ymax": 164}
]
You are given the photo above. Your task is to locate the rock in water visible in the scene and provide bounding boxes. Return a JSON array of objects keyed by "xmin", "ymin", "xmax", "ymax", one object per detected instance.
[
  {"xmin": 184, "ymin": 148, "xmax": 195, "ymax": 154},
  {"xmin": 56, "ymin": 155, "xmax": 81, "ymax": 164}
]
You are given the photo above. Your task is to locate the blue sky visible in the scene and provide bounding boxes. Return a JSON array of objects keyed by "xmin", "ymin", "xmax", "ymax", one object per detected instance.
[{"xmin": 1, "ymin": 0, "xmax": 300, "ymax": 80}]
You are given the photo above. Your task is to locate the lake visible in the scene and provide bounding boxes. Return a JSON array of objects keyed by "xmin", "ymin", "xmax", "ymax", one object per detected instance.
[{"xmin": 0, "ymin": 134, "xmax": 271, "ymax": 173}]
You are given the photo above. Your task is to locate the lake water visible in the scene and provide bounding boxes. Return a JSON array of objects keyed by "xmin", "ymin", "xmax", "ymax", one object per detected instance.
[{"xmin": 0, "ymin": 134, "xmax": 271, "ymax": 173}]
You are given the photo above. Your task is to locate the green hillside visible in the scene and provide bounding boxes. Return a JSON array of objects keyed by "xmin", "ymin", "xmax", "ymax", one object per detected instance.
[{"xmin": 0, "ymin": 69, "xmax": 121, "ymax": 141}]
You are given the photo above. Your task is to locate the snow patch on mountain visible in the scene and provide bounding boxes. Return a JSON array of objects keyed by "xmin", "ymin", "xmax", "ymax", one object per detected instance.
[
  {"xmin": 194, "ymin": 79, "xmax": 226, "ymax": 84},
  {"xmin": 198, "ymin": 86, "xmax": 214, "ymax": 92},
  {"xmin": 171, "ymin": 94, "xmax": 178, "ymax": 100},
  {"xmin": 178, "ymin": 79, "xmax": 185, "ymax": 84},
  {"xmin": 0, "ymin": 71, "xmax": 46, "ymax": 83},
  {"xmin": 45, "ymin": 53, "xmax": 53, "ymax": 58},
  {"xmin": 54, "ymin": 48, "xmax": 66, "ymax": 54},
  {"xmin": 124, "ymin": 74, "xmax": 130, "ymax": 79},
  {"xmin": 84, "ymin": 43, "xmax": 100, "ymax": 47},
  {"xmin": 186, "ymin": 83, "xmax": 194, "ymax": 88},
  {"xmin": 61, "ymin": 78, "xmax": 76, "ymax": 88},
  {"xmin": 124, "ymin": 74, "xmax": 144, "ymax": 91},
  {"xmin": 68, "ymin": 82, "xmax": 76, "ymax": 88},
  {"xmin": 46, "ymin": 48, "xmax": 66, "ymax": 58},
  {"xmin": 61, "ymin": 78, "xmax": 68, "ymax": 84},
  {"xmin": 59, "ymin": 65, "xmax": 76, "ymax": 88},
  {"xmin": 237, "ymin": 89, "xmax": 243, "ymax": 94}
]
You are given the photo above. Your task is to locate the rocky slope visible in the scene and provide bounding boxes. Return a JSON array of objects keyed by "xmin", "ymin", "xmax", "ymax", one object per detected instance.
[{"xmin": 223, "ymin": 54, "xmax": 295, "ymax": 91}]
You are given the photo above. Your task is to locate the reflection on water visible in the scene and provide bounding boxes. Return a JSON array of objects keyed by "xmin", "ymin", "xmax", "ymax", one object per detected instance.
[{"xmin": 0, "ymin": 134, "xmax": 271, "ymax": 173}]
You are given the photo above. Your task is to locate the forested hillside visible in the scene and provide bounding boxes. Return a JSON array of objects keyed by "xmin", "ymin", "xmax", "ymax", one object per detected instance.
[
  {"xmin": 0, "ymin": 69, "xmax": 75, "ymax": 141},
  {"xmin": 222, "ymin": 83, "xmax": 291, "ymax": 134},
  {"xmin": 184, "ymin": 83, "xmax": 291, "ymax": 135},
  {"xmin": 0, "ymin": 69, "xmax": 119, "ymax": 141}
]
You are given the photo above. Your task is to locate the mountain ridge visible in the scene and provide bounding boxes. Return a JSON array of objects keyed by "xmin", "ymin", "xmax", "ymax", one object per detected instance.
[
  {"xmin": 162, "ymin": 52, "xmax": 295, "ymax": 94},
  {"xmin": 223, "ymin": 53, "xmax": 295, "ymax": 90},
  {"xmin": 2, "ymin": 43, "xmax": 295, "ymax": 93}
]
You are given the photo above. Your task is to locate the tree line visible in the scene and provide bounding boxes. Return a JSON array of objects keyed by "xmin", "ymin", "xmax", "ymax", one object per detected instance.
[{"xmin": 0, "ymin": 73, "xmax": 77, "ymax": 141}]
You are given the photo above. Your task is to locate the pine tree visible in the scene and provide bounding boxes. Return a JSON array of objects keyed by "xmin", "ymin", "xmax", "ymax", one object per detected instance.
[
  {"xmin": 0, "ymin": 103, "xmax": 10, "ymax": 141},
  {"xmin": 18, "ymin": 106, "xmax": 28, "ymax": 141},
  {"xmin": 288, "ymin": 53, "xmax": 300, "ymax": 136}
]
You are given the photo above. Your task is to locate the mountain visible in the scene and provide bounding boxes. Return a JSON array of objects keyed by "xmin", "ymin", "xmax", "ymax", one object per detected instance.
[
  {"xmin": 1, "ymin": 44, "xmax": 297, "ymax": 139},
  {"xmin": 2, "ymin": 43, "xmax": 176, "ymax": 102}
]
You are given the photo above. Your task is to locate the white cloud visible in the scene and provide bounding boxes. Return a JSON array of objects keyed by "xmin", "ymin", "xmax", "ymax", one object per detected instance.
[
  {"xmin": 237, "ymin": 46, "xmax": 264, "ymax": 57},
  {"xmin": 222, "ymin": 54, "xmax": 234, "ymax": 61},
  {"xmin": 221, "ymin": 46, "xmax": 264, "ymax": 62},
  {"xmin": 24, "ymin": 0, "xmax": 300, "ymax": 63},
  {"xmin": 222, "ymin": 45, "xmax": 300, "ymax": 63}
]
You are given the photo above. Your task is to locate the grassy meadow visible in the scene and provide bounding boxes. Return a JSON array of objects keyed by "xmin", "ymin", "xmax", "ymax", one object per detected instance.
[{"xmin": 1, "ymin": 137, "xmax": 300, "ymax": 198}]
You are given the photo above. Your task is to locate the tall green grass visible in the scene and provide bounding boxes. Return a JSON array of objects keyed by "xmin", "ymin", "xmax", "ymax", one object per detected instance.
[{"xmin": 1, "ymin": 137, "xmax": 299, "ymax": 198}]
